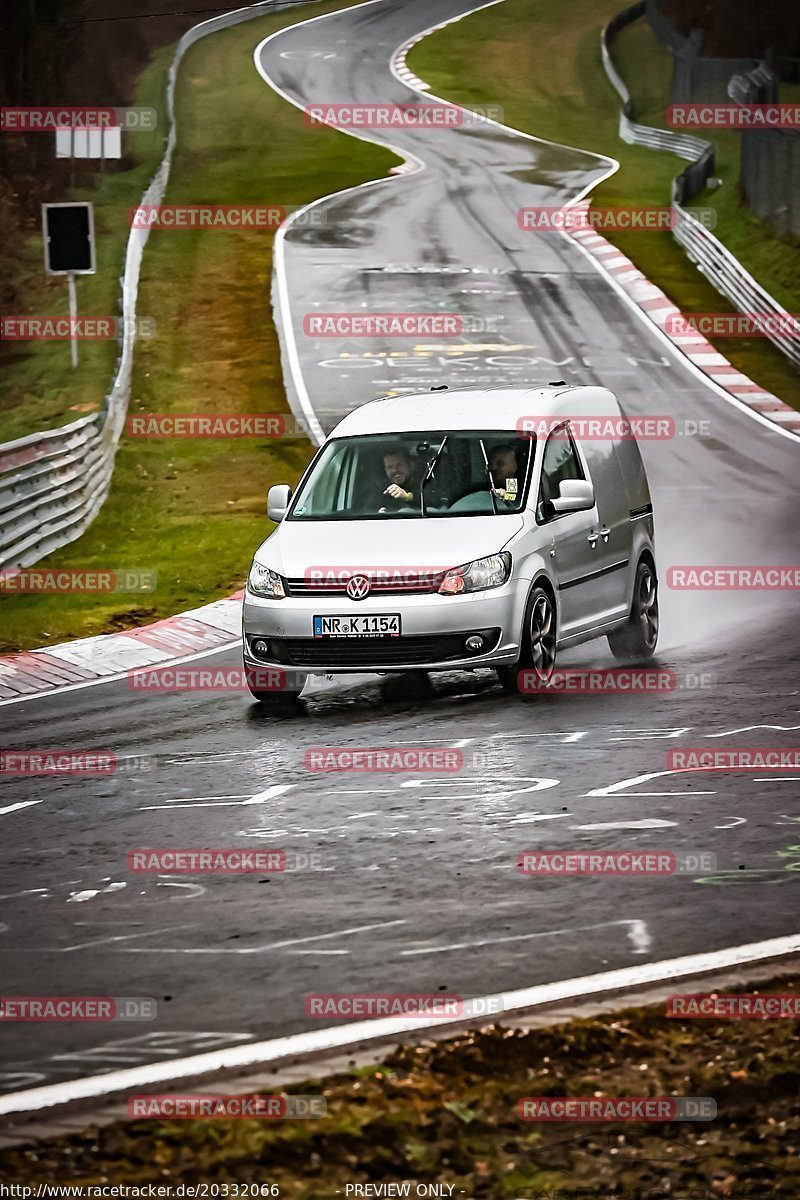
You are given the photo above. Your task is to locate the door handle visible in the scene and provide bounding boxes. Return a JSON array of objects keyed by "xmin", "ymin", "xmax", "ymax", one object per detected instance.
[
  {"xmin": 599, "ymin": 526, "xmax": 611, "ymax": 543},
  {"xmin": 587, "ymin": 531, "xmax": 599, "ymax": 548}
]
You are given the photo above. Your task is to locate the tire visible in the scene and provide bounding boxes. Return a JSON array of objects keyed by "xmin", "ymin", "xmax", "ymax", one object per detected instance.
[
  {"xmin": 248, "ymin": 689, "xmax": 303, "ymax": 705},
  {"xmin": 608, "ymin": 558, "xmax": 659, "ymax": 660},
  {"xmin": 380, "ymin": 671, "xmax": 433, "ymax": 702},
  {"xmin": 496, "ymin": 585, "xmax": 557, "ymax": 694},
  {"xmin": 245, "ymin": 663, "xmax": 304, "ymax": 704}
]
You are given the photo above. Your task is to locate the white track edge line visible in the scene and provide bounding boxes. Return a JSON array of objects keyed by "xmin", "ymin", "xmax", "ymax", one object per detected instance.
[{"xmin": 2, "ymin": 932, "xmax": 799, "ymax": 1117}]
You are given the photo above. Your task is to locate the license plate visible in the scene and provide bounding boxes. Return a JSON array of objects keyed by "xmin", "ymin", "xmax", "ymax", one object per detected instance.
[{"xmin": 313, "ymin": 614, "xmax": 401, "ymax": 639}]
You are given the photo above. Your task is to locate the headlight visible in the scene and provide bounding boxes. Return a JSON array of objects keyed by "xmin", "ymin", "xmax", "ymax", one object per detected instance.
[
  {"xmin": 439, "ymin": 553, "xmax": 511, "ymax": 595},
  {"xmin": 248, "ymin": 562, "xmax": 286, "ymax": 598}
]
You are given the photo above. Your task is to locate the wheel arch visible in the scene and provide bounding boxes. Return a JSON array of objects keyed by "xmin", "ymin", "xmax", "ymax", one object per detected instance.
[
  {"xmin": 531, "ymin": 571, "xmax": 557, "ymax": 606},
  {"xmin": 637, "ymin": 547, "xmax": 656, "ymax": 575},
  {"xmin": 528, "ymin": 571, "xmax": 558, "ymax": 638}
]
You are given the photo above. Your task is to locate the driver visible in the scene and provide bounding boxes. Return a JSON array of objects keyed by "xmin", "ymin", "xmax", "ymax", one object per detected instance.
[{"xmin": 378, "ymin": 446, "xmax": 418, "ymax": 512}]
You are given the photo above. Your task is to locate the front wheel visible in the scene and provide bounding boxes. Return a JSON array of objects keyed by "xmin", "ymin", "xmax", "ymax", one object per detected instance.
[
  {"xmin": 496, "ymin": 585, "xmax": 557, "ymax": 694},
  {"xmin": 380, "ymin": 671, "xmax": 433, "ymax": 702},
  {"xmin": 248, "ymin": 688, "xmax": 303, "ymax": 705},
  {"xmin": 608, "ymin": 559, "xmax": 659, "ymax": 660},
  {"xmin": 245, "ymin": 664, "xmax": 304, "ymax": 704}
]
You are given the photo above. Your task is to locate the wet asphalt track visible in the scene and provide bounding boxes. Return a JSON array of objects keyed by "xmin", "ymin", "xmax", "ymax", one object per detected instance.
[{"xmin": 0, "ymin": 0, "xmax": 799, "ymax": 1093}]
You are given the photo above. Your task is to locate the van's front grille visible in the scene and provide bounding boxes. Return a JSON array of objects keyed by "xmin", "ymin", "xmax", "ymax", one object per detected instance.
[
  {"xmin": 285, "ymin": 572, "xmax": 445, "ymax": 597},
  {"xmin": 267, "ymin": 630, "xmax": 501, "ymax": 668}
]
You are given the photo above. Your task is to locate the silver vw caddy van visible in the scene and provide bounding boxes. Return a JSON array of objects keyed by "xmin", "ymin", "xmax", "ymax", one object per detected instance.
[{"xmin": 242, "ymin": 385, "xmax": 658, "ymax": 700}]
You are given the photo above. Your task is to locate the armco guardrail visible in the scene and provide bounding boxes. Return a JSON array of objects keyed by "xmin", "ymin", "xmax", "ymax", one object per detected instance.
[
  {"xmin": 670, "ymin": 206, "xmax": 800, "ymax": 368},
  {"xmin": 0, "ymin": 414, "xmax": 110, "ymax": 568},
  {"xmin": 602, "ymin": 4, "xmax": 800, "ymax": 371},
  {"xmin": 0, "ymin": 0, "xmax": 312, "ymax": 571},
  {"xmin": 602, "ymin": 5, "xmax": 714, "ymax": 167}
]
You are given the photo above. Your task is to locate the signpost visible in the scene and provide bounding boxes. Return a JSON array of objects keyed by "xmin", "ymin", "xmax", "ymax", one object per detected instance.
[
  {"xmin": 55, "ymin": 125, "xmax": 122, "ymax": 162},
  {"xmin": 42, "ymin": 201, "xmax": 96, "ymax": 368}
]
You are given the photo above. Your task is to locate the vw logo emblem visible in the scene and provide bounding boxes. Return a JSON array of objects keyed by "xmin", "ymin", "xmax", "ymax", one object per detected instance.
[{"xmin": 346, "ymin": 574, "xmax": 371, "ymax": 600}]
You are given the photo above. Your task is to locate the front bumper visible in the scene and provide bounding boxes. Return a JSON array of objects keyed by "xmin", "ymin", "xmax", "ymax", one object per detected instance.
[{"xmin": 242, "ymin": 584, "xmax": 527, "ymax": 674}]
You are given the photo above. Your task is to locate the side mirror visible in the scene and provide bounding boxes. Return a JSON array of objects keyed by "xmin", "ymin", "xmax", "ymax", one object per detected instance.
[
  {"xmin": 551, "ymin": 478, "xmax": 595, "ymax": 513},
  {"xmin": 267, "ymin": 484, "xmax": 292, "ymax": 522}
]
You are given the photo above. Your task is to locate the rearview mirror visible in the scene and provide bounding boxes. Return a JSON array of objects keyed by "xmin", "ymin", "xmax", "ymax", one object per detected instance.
[
  {"xmin": 267, "ymin": 484, "xmax": 292, "ymax": 522},
  {"xmin": 551, "ymin": 479, "xmax": 595, "ymax": 513}
]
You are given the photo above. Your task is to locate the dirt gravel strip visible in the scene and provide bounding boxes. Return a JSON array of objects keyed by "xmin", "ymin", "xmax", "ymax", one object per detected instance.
[{"xmin": 1, "ymin": 962, "xmax": 799, "ymax": 1196}]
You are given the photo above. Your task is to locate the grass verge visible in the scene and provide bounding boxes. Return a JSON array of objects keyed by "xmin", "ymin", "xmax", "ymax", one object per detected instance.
[
  {"xmin": 1, "ymin": 975, "xmax": 798, "ymax": 1195},
  {"xmin": 0, "ymin": 0, "xmax": 395, "ymax": 654},
  {"xmin": 408, "ymin": 0, "xmax": 800, "ymax": 409},
  {"xmin": 0, "ymin": 59, "xmax": 167, "ymax": 444}
]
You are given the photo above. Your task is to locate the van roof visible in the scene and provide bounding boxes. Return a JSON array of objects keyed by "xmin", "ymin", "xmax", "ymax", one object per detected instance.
[{"xmin": 328, "ymin": 384, "xmax": 622, "ymax": 436}]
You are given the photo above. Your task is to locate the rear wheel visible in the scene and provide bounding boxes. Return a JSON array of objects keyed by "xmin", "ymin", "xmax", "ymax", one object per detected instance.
[
  {"xmin": 608, "ymin": 558, "xmax": 659, "ymax": 660},
  {"xmin": 496, "ymin": 585, "xmax": 557, "ymax": 694}
]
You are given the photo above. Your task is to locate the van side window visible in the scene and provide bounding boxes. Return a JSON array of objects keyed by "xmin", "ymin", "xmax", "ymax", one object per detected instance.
[{"xmin": 537, "ymin": 424, "xmax": 584, "ymax": 523}]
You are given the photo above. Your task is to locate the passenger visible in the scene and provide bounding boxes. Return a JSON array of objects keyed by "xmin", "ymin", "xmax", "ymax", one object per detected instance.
[
  {"xmin": 487, "ymin": 443, "xmax": 519, "ymax": 502},
  {"xmin": 378, "ymin": 446, "xmax": 418, "ymax": 512}
]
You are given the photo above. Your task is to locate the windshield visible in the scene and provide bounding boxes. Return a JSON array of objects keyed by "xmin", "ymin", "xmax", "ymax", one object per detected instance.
[{"xmin": 288, "ymin": 431, "xmax": 535, "ymax": 520}]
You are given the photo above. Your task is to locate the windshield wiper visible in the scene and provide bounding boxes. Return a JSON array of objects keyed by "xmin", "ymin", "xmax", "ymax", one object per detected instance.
[
  {"xmin": 478, "ymin": 438, "xmax": 499, "ymax": 515},
  {"xmin": 420, "ymin": 434, "xmax": 448, "ymax": 516}
]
